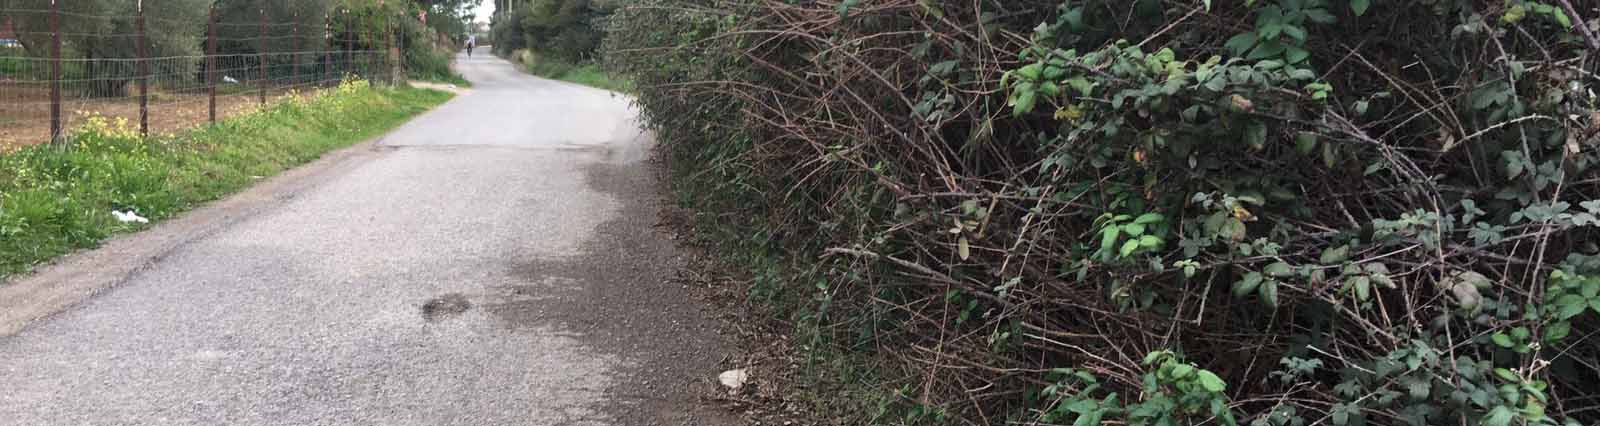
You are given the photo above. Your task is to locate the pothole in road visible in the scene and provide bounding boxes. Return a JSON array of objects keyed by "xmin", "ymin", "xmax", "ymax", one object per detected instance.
[{"xmin": 421, "ymin": 293, "xmax": 472, "ymax": 321}]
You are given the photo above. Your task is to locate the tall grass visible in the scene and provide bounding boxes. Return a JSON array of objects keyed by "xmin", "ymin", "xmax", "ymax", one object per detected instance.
[{"xmin": 0, "ymin": 80, "xmax": 452, "ymax": 279}]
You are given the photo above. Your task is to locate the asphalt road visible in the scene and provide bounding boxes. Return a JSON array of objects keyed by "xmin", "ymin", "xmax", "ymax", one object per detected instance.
[{"xmin": 0, "ymin": 48, "xmax": 735, "ymax": 425}]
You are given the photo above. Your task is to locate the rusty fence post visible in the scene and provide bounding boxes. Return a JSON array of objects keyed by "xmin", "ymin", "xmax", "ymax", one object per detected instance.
[
  {"xmin": 137, "ymin": 1, "xmax": 149, "ymax": 137},
  {"xmin": 207, "ymin": 4, "xmax": 218, "ymax": 123},
  {"xmin": 257, "ymin": 7, "xmax": 267, "ymax": 105},
  {"xmin": 389, "ymin": 14, "xmax": 401, "ymax": 84},
  {"xmin": 48, "ymin": 0, "xmax": 61, "ymax": 144}
]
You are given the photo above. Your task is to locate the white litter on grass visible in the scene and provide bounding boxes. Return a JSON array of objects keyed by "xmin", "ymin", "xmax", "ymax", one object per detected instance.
[
  {"xmin": 718, "ymin": 369, "xmax": 749, "ymax": 389},
  {"xmin": 112, "ymin": 210, "xmax": 149, "ymax": 224},
  {"xmin": 223, "ymin": 75, "xmax": 240, "ymax": 84}
]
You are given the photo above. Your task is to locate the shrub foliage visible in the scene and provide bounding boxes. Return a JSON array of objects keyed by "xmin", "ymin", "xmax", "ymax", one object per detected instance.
[
  {"xmin": 610, "ymin": 0, "xmax": 1600, "ymax": 425},
  {"xmin": 491, "ymin": 0, "xmax": 616, "ymax": 61}
]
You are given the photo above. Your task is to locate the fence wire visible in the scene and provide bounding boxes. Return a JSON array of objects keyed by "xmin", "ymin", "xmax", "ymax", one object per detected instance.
[{"xmin": 0, "ymin": 6, "xmax": 409, "ymax": 149}]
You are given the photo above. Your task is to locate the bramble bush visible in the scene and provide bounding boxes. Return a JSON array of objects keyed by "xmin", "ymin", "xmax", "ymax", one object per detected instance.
[{"xmin": 609, "ymin": 0, "xmax": 1600, "ymax": 424}]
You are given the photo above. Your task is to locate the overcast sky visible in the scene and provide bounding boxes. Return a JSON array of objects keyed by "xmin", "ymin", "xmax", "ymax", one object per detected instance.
[{"xmin": 472, "ymin": 1, "xmax": 494, "ymax": 23}]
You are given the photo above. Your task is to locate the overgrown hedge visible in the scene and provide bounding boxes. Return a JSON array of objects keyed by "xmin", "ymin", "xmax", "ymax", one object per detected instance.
[{"xmin": 608, "ymin": 1, "xmax": 1600, "ymax": 425}]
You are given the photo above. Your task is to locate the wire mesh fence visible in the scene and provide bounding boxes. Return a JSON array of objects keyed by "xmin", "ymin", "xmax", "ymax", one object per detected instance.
[{"xmin": 0, "ymin": 3, "xmax": 404, "ymax": 150}]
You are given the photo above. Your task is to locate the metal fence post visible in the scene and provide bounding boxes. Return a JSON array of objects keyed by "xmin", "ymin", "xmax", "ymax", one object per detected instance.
[
  {"xmin": 291, "ymin": 12, "xmax": 301, "ymax": 85},
  {"xmin": 48, "ymin": 0, "xmax": 61, "ymax": 144},
  {"xmin": 207, "ymin": 4, "xmax": 218, "ymax": 124},
  {"xmin": 137, "ymin": 0, "xmax": 149, "ymax": 137},
  {"xmin": 344, "ymin": 10, "xmax": 353, "ymax": 79},
  {"xmin": 322, "ymin": 12, "xmax": 332, "ymax": 86},
  {"xmin": 258, "ymin": 7, "xmax": 267, "ymax": 105}
]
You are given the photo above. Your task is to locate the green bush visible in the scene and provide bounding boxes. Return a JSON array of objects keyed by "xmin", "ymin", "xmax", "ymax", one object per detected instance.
[{"xmin": 610, "ymin": 0, "xmax": 1600, "ymax": 424}]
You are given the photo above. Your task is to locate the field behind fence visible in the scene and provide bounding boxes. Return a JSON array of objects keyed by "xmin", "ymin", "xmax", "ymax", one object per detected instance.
[{"xmin": 0, "ymin": 2, "xmax": 453, "ymax": 150}]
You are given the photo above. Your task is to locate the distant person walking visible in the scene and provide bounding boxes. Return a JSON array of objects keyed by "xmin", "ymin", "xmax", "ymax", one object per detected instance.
[{"xmin": 465, "ymin": 35, "xmax": 476, "ymax": 58}]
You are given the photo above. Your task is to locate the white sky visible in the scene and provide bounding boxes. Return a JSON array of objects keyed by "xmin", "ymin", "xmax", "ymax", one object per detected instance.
[{"xmin": 473, "ymin": 1, "xmax": 494, "ymax": 23}]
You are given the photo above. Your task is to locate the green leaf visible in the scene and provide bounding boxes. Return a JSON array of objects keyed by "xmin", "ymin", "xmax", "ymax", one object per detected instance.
[
  {"xmin": 1554, "ymin": 10, "xmax": 1573, "ymax": 28},
  {"xmin": 1260, "ymin": 280, "xmax": 1280, "ymax": 308},
  {"xmin": 1234, "ymin": 272, "xmax": 1264, "ymax": 298},
  {"xmin": 1491, "ymin": 333, "xmax": 1513, "ymax": 348},
  {"xmin": 1407, "ymin": 379, "xmax": 1430, "ymax": 399},
  {"xmin": 1484, "ymin": 406, "xmax": 1514, "ymax": 426},
  {"xmin": 1245, "ymin": 121, "xmax": 1268, "ymax": 149},
  {"xmin": 1282, "ymin": 25, "xmax": 1307, "ymax": 43},
  {"xmin": 1264, "ymin": 262, "xmax": 1293, "ymax": 277},
  {"xmin": 1350, "ymin": 0, "xmax": 1370, "ymax": 16},
  {"xmin": 1224, "ymin": 33, "xmax": 1259, "ymax": 55},
  {"xmin": 1196, "ymin": 370, "xmax": 1227, "ymax": 392},
  {"xmin": 1061, "ymin": 399, "xmax": 1096, "ymax": 414},
  {"xmin": 1017, "ymin": 63, "xmax": 1043, "ymax": 80},
  {"xmin": 1556, "ymin": 294, "xmax": 1587, "ymax": 320},
  {"xmin": 1139, "ymin": 235, "xmax": 1162, "ymax": 248},
  {"xmin": 1169, "ymin": 363, "xmax": 1195, "ymax": 379},
  {"xmin": 958, "ymin": 236, "xmax": 971, "ymax": 260},
  {"xmin": 1012, "ymin": 90, "xmax": 1038, "ymax": 116},
  {"xmin": 1099, "ymin": 227, "xmax": 1120, "ymax": 257},
  {"xmin": 1320, "ymin": 245, "xmax": 1351, "ymax": 264},
  {"xmin": 1545, "ymin": 321, "xmax": 1571, "ymax": 343},
  {"xmin": 1204, "ymin": 73, "xmax": 1228, "ymax": 92},
  {"xmin": 1506, "ymin": 153, "xmax": 1526, "ymax": 179},
  {"xmin": 1123, "ymin": 223, "xmax": 1147, "ymax": 236},
  {"xmin": 1296, "ymin": 132, "xmax": 1319, "ymax": 154},
  {"xmin": 1133, "ymin": 213, "xmax": 1165, "ymax": 225},
  {"xmin": 1073, "ymin": 409, "xmax": 1102, "ymax": 426},
  {"xmin": 1120, "ymin": 239, "xmax": 1141, "ymax": 257},
  {"xmin": 1494, "ymin": 368, "xmax": 1518, "ymax": 382},
  {"xmin": 1285, "ymin": 46, "xmax": 1311, "ymax": 64},
  {"xmin": 1066, "ymin": 77, "xmax": 1095, "ymax": 96}
]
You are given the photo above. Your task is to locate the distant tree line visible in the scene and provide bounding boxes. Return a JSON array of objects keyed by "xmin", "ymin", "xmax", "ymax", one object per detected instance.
[
  {"xmin": 488, "ymin": 0, "xmax": 614, "ymax": 63},
  {"xmin": 0, "ymin": 0, "xmax": 476, "ymax": 95}
]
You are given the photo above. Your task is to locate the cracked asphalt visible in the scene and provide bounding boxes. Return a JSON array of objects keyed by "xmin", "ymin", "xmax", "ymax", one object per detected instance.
[{"xmin": 0, "ymin": 48, "xmax": 737, "ymax": 426}]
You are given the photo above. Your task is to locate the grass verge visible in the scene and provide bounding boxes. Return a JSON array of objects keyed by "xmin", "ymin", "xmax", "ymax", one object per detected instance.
[
  {"xmin": 514, "ymin": 50, "xmax": 633, "ymax": 93},
  {"xmin": 0, "ymin": 79, "xmax": 452, "ymax": 280}
]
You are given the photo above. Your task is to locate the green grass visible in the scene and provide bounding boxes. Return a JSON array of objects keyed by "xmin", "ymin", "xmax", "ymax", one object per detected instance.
[
  {"xmin": 517, "ymin": 50, "xmax": 633, "ymax": 93},
  {"xmin": 0, "ymin": 79, "xmax": 453, "ymax": 280},
  {"xmin": 413, "ymin": 72, "xmax": 472, "ymax": 88}
]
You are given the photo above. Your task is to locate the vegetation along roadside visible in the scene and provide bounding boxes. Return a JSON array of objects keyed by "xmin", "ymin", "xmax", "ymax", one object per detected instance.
[
  {"xmin": 489, "ymin": 0, "xmax": 632, "ymax": 93},
  {"xmin": 0, "ymin": 80, "xmax": 453, "ymax": 280},
  {"xmin": 597, "ymin": 0, "xmax": 1600, "ymax": 425}
]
